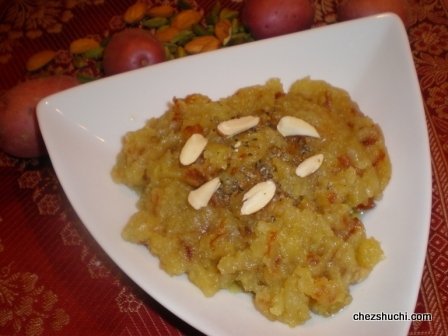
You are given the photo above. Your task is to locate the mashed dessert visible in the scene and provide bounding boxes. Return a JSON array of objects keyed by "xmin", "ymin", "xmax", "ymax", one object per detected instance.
[{"xmin": 112, "ymin": 78, "xmax": 391, "ymax": 326}]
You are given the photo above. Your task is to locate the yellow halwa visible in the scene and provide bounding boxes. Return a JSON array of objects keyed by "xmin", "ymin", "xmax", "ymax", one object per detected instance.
[{"xmin": 112, "ymin": 78, "xmax": 391, "ymax": 326}]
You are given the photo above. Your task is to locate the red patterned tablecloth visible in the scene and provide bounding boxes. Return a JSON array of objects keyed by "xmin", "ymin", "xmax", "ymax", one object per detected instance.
[{"xmin": 1, "ymin": 0, "xmax": 447, "ymax": 335}]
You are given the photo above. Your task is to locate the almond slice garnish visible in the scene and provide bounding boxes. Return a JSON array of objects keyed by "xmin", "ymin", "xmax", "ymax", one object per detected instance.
[
  {"xmin": 241, "ymin": 180, "xmax": 276, "ymax": 215},
  {"xmin": 217, "ymin": 116, "xmax": 260, "ymax": 137},
  {"xmin": 180, "ymin": 133, "xmax": 208, "ymax": 165},
  {"xmin": 277, "ymin": 116, "xmax": 320, "ymax": 138},
  {"xmin": 295, "ymin": 154, "xmax": 324, "ymax": 177},
  {"xmin": 188, "ymin": 177, "xmax": 221, "ymax": 210}
]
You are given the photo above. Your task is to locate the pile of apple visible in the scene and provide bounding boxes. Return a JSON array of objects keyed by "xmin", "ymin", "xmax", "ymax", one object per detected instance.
[
  {"xmin": 0, "ymin": 0, "xmax": 409, "ymax": 159},
  {"xmin": 241, "ymin": 0, "xmax": 409, "ymax": 38}
]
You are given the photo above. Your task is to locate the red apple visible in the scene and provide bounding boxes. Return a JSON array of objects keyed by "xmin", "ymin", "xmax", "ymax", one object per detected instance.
[
  {"xmin": 103, "ymin": 28, "xmax": 166, "ymax": 76},
  {"xmin": 0, "ymin": 76, "xmax": 79, "ymax": 158},
  {"xmin": 241, "ymin": 0, "xmax": 315, "ymax": 39}
]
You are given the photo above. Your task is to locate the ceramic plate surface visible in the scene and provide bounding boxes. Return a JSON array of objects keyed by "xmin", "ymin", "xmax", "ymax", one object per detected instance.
[{"xmin": 37, "ymin": 14, "xmax": 431, "ymax": 336}]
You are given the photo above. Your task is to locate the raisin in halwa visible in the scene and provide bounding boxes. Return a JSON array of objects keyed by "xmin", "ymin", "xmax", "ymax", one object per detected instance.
[{"xmin": 112, "ymin": 78, "xmax": 391, "ymax": 326}]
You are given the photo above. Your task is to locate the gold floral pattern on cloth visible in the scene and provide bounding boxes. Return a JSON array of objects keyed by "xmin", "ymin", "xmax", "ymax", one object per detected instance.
[
  {"xmin": 0, "ymin": 168, "xmax": 70, "ymax": 336},
  {"xmin": 17, "ymin": 167, "xmax": 63, "ymax": 216},
  {"xmin": 428, "ymin": 83, "xmax": 448, "ymax": 119},
  {"xmin": 116, "ymin": 288, "xmax": 143, "ymax": 313},
  {"xmin": 0, "ymin": 260, "xmax": 69, "ymax": 335},
  {"xmin": 59, "ymin": 213, "xmax": 112, "ymax": 280},
  {"xmin": 406, "ymin": 2, "xmax": 448, "ymax": 335},
  {"xmin": 410, "ymin": 17, "xmax": 448, "ymax": 120}
]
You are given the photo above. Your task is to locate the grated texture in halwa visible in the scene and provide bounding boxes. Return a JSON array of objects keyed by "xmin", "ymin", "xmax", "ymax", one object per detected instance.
[{"xmin": 112, "ymin": 78, "xmax": 391, "ymax": 326}]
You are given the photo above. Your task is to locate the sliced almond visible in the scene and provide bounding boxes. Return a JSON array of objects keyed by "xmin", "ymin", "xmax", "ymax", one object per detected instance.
[
  {"xmin": 277, "ymin": 116, "xmax": 320, "ymax": 138},
  {"xmin": 217, "ymin": 116, "xmax": 260, "ymax": 137},
  {"xmin": 188, "ymin": 177, "xmax": 221, "ymax": 210},
  {"xmin": 241, "ymin": 180, "xmax": 276, "ymax": 215},
  {"xmin": 295, "ymin": 154, "xmax": 324, "ymax": 177},
  {"xmin": 185, "ymin": 35, "xmax": 220, "ymax": 54},
  {"xmin": 180, "ymin": 133, "xmax": 208, "ymax": 165},
  {"xmin": 123, "ymin": 2, "xmax": 147, "ymax": 23},
  {"xmin": 26, "ymin": 50, "xmax": 56, "ymax": 72}
]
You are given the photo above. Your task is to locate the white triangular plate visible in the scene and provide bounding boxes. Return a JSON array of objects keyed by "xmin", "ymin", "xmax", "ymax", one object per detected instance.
[{"xmin": 38, "ymin": 14, "xmax": 431, "ymax": 336}]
